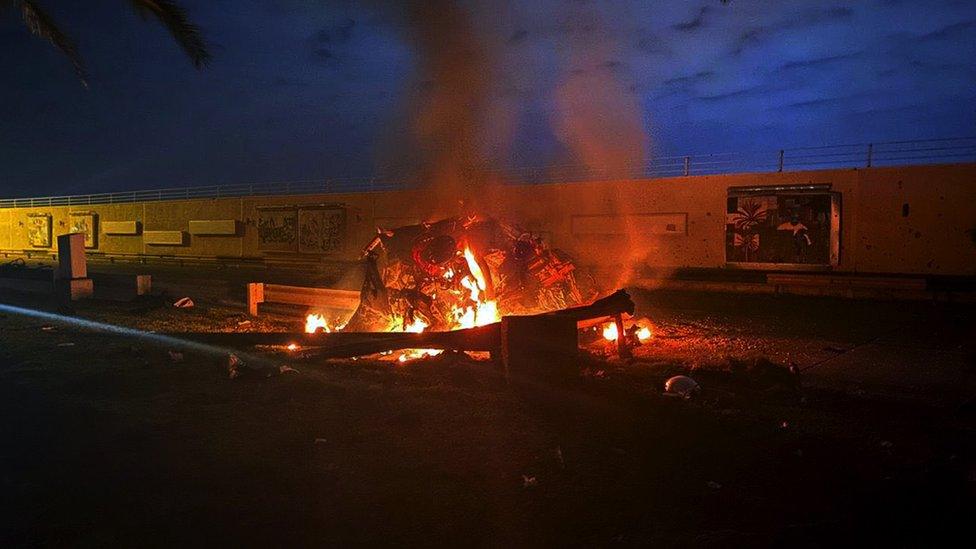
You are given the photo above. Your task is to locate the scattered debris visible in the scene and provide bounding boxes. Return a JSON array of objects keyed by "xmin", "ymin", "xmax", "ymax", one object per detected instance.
[
  {"xmin": 278, "ymin": 364, "xmax": 299, "ymax": 374},
  {"xmin": 228, "ymin": 353, "xmax": 242, "ymax": 379},
  {"xmin": 168, "ymin": 351, "xmax": 184, "ymax": 363},
  {"xmin": 706, "ymin": 481, "xmax": 722, "ymax": 490},
  {"xmin": 664, "ymin": 375, "xmax": 701, "ymax": 398},
  {"xmin": 554, "ymin": 446, "xmax": 565, "ymax": 469},
  {"xmin": 823, "ymin": 345, "xmax": 848, "ymax": 353},
  {"xmin": 314, "ymin": 438, "xmax": 328, "ymax": 444},
  {"xmin": 521, "ymin": 475, "xmax": 538, "ymax": 488},
  {"xmin": 56, "ymin": 342, "xmax": 75, "ymax": 347},
  {"xmin": 237, "ymin": 320, "xmax": 252, "ymax": 327},
  {"xmin": 173, "ymin": 297, "xmax": 194, "ymax": 308},
  {"xmin": 41, "ymin": 325, "xmax": 55, "ymax": 331}
]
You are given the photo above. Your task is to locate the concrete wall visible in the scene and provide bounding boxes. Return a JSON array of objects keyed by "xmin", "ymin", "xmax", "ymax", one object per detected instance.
[{"xmin": 2, "ymin": 163, "xmax": 974, "ymax": 276}]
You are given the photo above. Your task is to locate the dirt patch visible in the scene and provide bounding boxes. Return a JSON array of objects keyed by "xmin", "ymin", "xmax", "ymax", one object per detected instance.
[{"xmin": 1, "ymin": 288, "xmax": 973, "ymax": 545}]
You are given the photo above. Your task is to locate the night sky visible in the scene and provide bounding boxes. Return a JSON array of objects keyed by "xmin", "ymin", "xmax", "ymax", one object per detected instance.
[{"xmin": 1, "ymin": 0, "xmax": 974, "ymax": 197}]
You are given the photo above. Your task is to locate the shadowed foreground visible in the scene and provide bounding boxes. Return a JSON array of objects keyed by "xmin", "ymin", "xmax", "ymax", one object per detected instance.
[{"xmin": 1, "ymin": 290, "xmax": 973, "ymax": 545}]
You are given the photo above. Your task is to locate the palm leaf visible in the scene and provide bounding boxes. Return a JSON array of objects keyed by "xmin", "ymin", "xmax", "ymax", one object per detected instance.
[
  {"xmin": 128, "ymin": 0, "xmax": 210, "ymax": 67},
  {"xmin": 19, "ymin": 0, "xmax": 88, "ymax": 86}
]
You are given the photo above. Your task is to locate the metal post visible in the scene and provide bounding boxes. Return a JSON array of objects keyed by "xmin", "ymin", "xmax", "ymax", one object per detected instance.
[
  {"xmin": 866, "ymin": 143, "xmax": 873, "ymax": 168},
  {"xmin": 778, "ymin": 150, "xmax": 785, "ymax": 172},
  {"xmin": 614, "ymin": 313, "xmax": 632, "ymax": 360},
  {"xmin": 683, "ymin": 156, "xmax": 690, "ymax": 176}
]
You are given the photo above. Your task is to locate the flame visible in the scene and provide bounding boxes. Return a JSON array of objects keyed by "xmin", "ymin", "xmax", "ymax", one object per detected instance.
[
  {"xmin": 602, "ymin": 321, "xmax": 652, "ymax": 342},
  {"xmin": 305, "ymin": 313, "xmax": 331, "ymax": 334},
  {"xmin": 403, "ymin": 316, "xmax": 429, "ymax": 333},
  {"xmin": 286, "ymin": 343, "xmax": 299, "ymax": 351},
  {"xmin": 305, "ymin": 314, "xmax": 346, "ymax": 334},
  {"xmin": 398, "ymin": 348, "xmax": 443, "ymax": 362},
  {"xmin": 451, "ymin": 247, "xmax": 501, "ymax": 330}
]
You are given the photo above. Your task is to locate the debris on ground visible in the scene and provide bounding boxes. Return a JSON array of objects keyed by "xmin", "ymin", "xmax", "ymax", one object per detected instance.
[
  {"xmin": 278, "ymin": 365, "xmax": 299, "ymax": 374},
  {"xmin": 664, "ymin": 375, "xmax": 700, "ymax": 398},
  {"xmin": 228, "ymin": 353, "xmax": 242, "ymax": 379},
  {"xmin": 173, "ymin": 297, "xmax": 194, "ymax": 308},
  {"xmin": 521, "ymin": 475, "xmax": 538, "ymax": 488},
  {"xmin": 168, "ymin": 351, "xmax": 184, "ymax": 363},
  {"xmin": 56, "ymin": 342, "xmax": 75, "ymax": 347}
]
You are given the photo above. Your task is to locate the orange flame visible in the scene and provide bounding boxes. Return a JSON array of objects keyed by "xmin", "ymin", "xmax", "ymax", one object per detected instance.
[
  {"xmin": 452, "ymin": 247, "xmax": 500, "ymax": 329},
  {"xmin": 305, "ymin": 313, "xmax": 331, "ymax": 334}
]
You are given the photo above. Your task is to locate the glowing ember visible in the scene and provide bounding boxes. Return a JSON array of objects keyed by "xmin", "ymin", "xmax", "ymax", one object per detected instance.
[
  {"xmin": 602, "ymin": 322, "xmax": 619, "ymax": 341},
  {"xmin": 636, "ymin": 326, "xmax": 652, "ymax": 341},
  {"xmin": 398, "ymin": 349, "xmax": 443, "ymax": 362},
  {"xmin": 286, "ymin": 343, "xmax": 299, "ymax": 351}
]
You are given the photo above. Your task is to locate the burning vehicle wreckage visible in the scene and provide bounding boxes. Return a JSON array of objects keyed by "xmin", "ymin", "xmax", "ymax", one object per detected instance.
[{"xmin": 193, "ymin": 216, "xmax": 654, "ymax": 374}]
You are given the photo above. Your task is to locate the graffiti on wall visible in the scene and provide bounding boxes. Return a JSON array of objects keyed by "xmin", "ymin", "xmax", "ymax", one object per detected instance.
[
  {"xmin": 726, "ymin": 192, "xmax": 836, "ymax": 265},
  {"xmin": 69, "ymin": 212, "xmax": 98, "ymax": 248},
  {"xmin": 258, "ymin": 204, "xmax": 345, "ymax": 253},
  {"xmin": 298, "ymin": 207, "xmax": 345, "ymax": 254},
  {"xmin": 27, "ymin": 214, "xmax": 51, "ymax": 248},
  {"xmin": 257, "ymin": 208, "xmax": 299, "ymax": 252}
]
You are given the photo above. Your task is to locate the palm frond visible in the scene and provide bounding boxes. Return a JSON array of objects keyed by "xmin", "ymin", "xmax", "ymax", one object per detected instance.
[
  {"xmin": 128, "ymin": 0, "xmax": 210, "ymax": 68},
  {"xmin": 20, "ymin": 0, "xmax": 88, "ymax": 86}
]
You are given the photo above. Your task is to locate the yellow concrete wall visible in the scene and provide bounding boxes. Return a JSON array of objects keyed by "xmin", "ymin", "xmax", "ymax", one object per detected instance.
[{"xmin": 2, "ymin": 163, "xmax": 974, "ymax": 275}]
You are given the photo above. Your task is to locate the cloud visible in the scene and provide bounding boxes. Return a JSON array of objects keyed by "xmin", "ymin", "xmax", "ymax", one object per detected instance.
[
  {"xmin": 662, "ymin": 70, "xmax": 715, "ymax": 87},
  {"xmin": 311, "ymin": 18, "xmax": 357, "ymax": 45},
  {"xmin": 634, "ymin": 30, "xmax": 671, "ymax": 55},
  {"xmin": 697, "ymin": 83, "xmax": 777, "ymax": 102},
  {"xmin": 774, "ymin": 52, "xmax": 863, "ymax": 73},
  {"xmin": 731, "ymin": 7, "xmax": 856, "ymax": 55},
  {"xmin": 731, "ymin": 28, "xmax": 765, "ymax": 55},
  {"xmin": 912, "ymin": 19, "xmax": 976, "ymax": 43},
  {"xmin": 787, "ymin": 92, "xmax": 876, "ymax": 109},
  {"xmin": 672, "ymin": 6, "xmax": 710, "ymax": 32}
]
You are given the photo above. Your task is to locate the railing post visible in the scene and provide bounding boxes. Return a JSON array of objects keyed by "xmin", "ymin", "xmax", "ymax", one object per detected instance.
[
  {"xmin": 866, "ymin": 143, "xmax": 873, "ymax": 168},
  {"xmin": 683, "ymin": 156, "xmax": 690, "ymax": 176},
  {"xmin": 777, "ymin": 150, "xmax": 785, "ymax": 172}
]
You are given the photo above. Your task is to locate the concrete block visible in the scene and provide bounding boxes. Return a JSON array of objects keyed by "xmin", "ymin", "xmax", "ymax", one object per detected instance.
[
  {"xmin": 136, "ymin": 275, "xmax": 152, "ymax": 296},
  {"xmin": 189, "ymin": 220, "xmax": 238, "ymax": 236},
  {"xmin": 102, "ymin": 220, "xmax": 140, "ymax": 235},
  {"xmin": 56, "ymin": 233, "xmax": 87, "ymax": 280},
  {"xmin": 57, "ymin": 278, "xmax": 94, "ymax": 301},
  {"xmin": 144, "ymin": 231, "xmax": 186, "ymax": 245}
]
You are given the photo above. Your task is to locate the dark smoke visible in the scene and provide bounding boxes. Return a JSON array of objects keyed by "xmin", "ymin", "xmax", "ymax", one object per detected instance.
[{"xmin": 373, "ymin": 0, "xmax": 649, "ymax": 211}]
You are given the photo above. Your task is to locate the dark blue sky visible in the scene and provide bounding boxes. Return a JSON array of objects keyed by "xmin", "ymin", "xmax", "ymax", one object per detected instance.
[{"xmin": 1, "ymin": 0, "xmax": 974, "ymax": 197}]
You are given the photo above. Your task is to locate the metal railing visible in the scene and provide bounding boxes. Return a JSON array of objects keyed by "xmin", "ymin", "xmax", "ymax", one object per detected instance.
[{"xmin": 2, "ymin": 137, "xmax": 974, "ymax": 209}]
